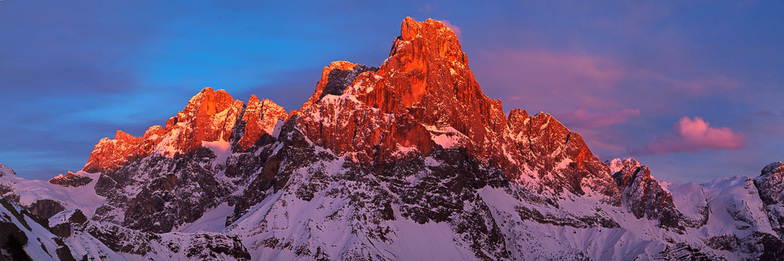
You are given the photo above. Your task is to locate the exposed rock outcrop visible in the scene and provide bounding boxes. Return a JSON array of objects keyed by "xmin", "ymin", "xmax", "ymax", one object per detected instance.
[
  {"xmin": 28, "ymin": 199, "xmax": 65, "ymax": 220},
  {"xmin": 755, "ymin": 161, "xmax": 784, "ymax": 239},
  {"xmin": 49, "ymin": 171, "xmax": 92, "ymax": 187},
  {"xmin": 609, "ymin": 158, "xmax": 682, "ymax": 229}
]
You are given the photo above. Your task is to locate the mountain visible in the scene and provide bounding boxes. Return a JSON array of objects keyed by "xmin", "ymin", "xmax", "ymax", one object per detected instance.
[{"xmin": 1, "ymin": 17, "xmax": 783, "ymax": 260}]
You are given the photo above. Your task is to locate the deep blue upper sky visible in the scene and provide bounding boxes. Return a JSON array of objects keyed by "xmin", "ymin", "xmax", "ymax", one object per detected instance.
[{"xmin": 1, "ymin": 1, "xmax": 782, "ymax": 183}]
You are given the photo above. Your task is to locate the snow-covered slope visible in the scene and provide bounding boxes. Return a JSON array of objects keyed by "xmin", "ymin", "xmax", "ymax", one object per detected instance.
[{"xmin": 1, "ymin": 196, "xmax": 77, "ymax": 260}]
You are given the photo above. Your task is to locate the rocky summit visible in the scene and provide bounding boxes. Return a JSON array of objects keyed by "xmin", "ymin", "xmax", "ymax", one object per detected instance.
[{"xmin": 1, "ymin": 17, "xmax": 783, "ymax": 260}]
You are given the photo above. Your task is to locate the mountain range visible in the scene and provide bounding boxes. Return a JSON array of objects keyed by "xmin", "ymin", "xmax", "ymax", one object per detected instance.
[{"xmin": 1, "ymin": 17, "xmax": 783, "ymax": 260}]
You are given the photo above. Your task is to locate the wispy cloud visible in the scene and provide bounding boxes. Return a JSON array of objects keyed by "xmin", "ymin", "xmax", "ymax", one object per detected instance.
[
  {"xmin": 418, "ymin": 4, "xmax": 434, "ymax": 14},
  {"xmin": 634, "ymin": 71, "xmax": 743, "ymax": 95},
  {"xmin": 754, "ymin": 109, "xmax": 784, "ymax": 117},
  {"xmin": 557, "ymin": 108, "xmax": 640, "ymax": 129},
  {"xmin": 486, "ymin": 50, "xmax": 625, "ymax": 90}
]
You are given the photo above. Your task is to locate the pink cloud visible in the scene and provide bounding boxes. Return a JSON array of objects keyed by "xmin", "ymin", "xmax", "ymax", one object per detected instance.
[
  {"xmin": 635, "ymin": 70, "xmax": 743, "ymax": 94},
  {"xmin": 557, "ymin": 108, "xmax": 640, "ymax": 128},
  {"xmin": 418, "ymin": 4, "xmax": 434, "ymax": 14},
  {"xmin": 441, "ymin": 20, "xmax": 461, "ymax": 38},
  {"xmin": 643, "ymin": 116, "xmax": 747, "ymax": 154}
]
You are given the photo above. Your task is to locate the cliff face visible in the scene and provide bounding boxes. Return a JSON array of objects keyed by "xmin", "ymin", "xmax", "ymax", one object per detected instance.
[
  {"xmin": 295, "ymin": 17, "xmax": 617, "ymax": 201},
  {"xmin": 609, "ymin": 158, "xmax": 682, "ymax": 229}
]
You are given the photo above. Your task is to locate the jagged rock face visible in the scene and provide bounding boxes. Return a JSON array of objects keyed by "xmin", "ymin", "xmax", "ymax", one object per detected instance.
[
  {"xmin": 82, "ymin": 129, "xmax": 153, "ymax": 173},
  {"xmin": 49, "ymin": 171, "xmax": 92, "ymax": 187},
  {"xmin": 299, "ymin": 61, "xmax": 360, "ymax": 112},
  {"xmin": 93, "ymin": 150, "xmax": 234, "ymax": 233},
  {"xmin": 756, "ymin": 161, "xmax": 784, "ymax": 205},
  {"xmin": 80, "ymin": 88, "xmax": 288, "ymax": 233},
  {"xmin": 296, "ymin": 17, "xmax": 617, "ymax": 199},
  {"xmin": 755, "ymin": 161, "xmax": 784, "ymax": 239},
  {"xmin": 229, "ymin": 124, "xmax": 514, "ymax": 260},
  {"xmin": 28, "ymin": 199, "xmax": 65, "ymax": 220},
  {"xmin": 300, "ymin": 18, "xmax": 506, "ymax": 160},
  {"xmin": 234, "ymin": 95, "xmax": 287, "ymax": 152},
  {"xmin": 609, "ymin": 158, "xmax": 681, "ymax": 229},
  {"xmin": 505, "ymin": 109, "xmax": 618, "ymax": 199},
  {"xmin": 51, "ymin": 209, "xmax": 250, "ymax": 260},
  {"xmin": 227, "ymin": 121, "xmax": 298, "ymax": 224},
  {"xmin": 83, "ymin": 87, "xmax": 286, "ymax": 174},
  {"xmin": 159, "ymin": 87, "xmax": 244, "ymax": 155},
  {"xmin": 81, "ymin": 87, "xmax": 288, "ymax": 233}
]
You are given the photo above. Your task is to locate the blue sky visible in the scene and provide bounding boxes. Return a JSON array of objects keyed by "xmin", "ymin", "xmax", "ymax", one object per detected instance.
[{"xmin": 1, "ymin": 1, "xmax": 782, "ymax": 183}]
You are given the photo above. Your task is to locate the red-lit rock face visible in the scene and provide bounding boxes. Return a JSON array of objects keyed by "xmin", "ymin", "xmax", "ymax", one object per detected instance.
[
  {"xmin": 236, "ymin": 95, "xmax": 288, "ymax": 152},
  {"xmin": 299, "ymin": 61, "xmax": 358, "ymax": 113},
  {"xmin": 49, "ymin": 171, "xmax": 93, "ymax": 187},
  {"xmin": 82, "ymin": 130, "xmax": 144, "ymax": 173},
  {"xmin": 298, "ymin": 18, "xmax": 502, "ymax": 163},
  {"xmin": 296, "ymin": 17, "xmax": 616, "ymax": 197},
  {"xmin": 159, "ymin": 87, "xmax": 243, "ymax": 154},
  {"xmin": 83, "ymin": 87, "xmax": 286, "ymax": 173}
]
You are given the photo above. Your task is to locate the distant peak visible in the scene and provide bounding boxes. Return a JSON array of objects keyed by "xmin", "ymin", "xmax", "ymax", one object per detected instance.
[
  {"xmin": 608, "ymin": 158, "xmax": 642, "ymax": 174},
  {"xmin": 83, "ymin": 88, "xmax": 287, "ymax": 173},
  {"xmin": 0, "ymin": 163, "xmax": 16, "ymax": 177},
  {"xmin": 762, "ymin": 161, "xmax": 784, "ymax": 176}
]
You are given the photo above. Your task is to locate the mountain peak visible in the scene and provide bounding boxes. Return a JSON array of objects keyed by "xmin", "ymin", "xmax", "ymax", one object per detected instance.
[
  {"xmin": 83, "ymin": 87, "xmax": 286, "ymax": 173},
  {"xmin": 296, "ymin": 17, "xmax": 505, "ymax": 165},
  {"xmin": 235, "ymin": 94, "xmax": 288, "ymax": 152},
  {"xmin": 394, "ymin": 17, "xmax": 466, "ymax": 65},
  {"xmin": 762, "ymin": 161, "xmax": 784, "ymax": 177},
  {"xmin": 0, "ymin": 163, "xmax": 15, "ymax": 177},
  {"xmin": 293, "ymin": 18, "xmax": 615, "ymax": 199},
  {"xmin": 299, "ymin": 61, "xmax": 377, "ymax": 113}
]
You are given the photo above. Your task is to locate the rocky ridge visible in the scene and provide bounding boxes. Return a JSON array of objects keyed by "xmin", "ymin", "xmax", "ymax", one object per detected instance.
[
  {"xmin": 0, "ymin": 17, "xmax": 783, "ymax": 260},
  {"xmin": 609, "ymin": 158, "xmax": 682, "ymax": 229},
  {"xmin": 82, "ymin": 87, "xmax": 287, "ymax": 173}
]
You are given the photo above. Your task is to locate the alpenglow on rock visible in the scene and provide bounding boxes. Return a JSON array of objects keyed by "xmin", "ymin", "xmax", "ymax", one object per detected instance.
[{"xmin": 1, "ymin": 17, "xmax": 783, "ymax": 260}]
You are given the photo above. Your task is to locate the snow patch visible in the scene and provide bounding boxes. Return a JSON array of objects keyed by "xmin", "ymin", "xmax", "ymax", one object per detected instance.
[
  {"xmin": 202, "ymin": 140, "xmax": 231, "ymax": 167},
  {"xmin": 432, "ymin": 133, "xmax": 459, "ymax": 149},
  {"xmin": 176, "ymin": 202, "xmax": 232, "ymax": 233},
  {"xmin": 271, "ymin": 119, "xmax": 285, "ymax": 138},
  {"xmin": 668, "ymin": 182, "xmax": 707, "ymax": 220},
  {"xmin": 426, "ymin": 126, "xmax": 465, "ymax": 149}
]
